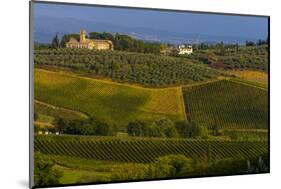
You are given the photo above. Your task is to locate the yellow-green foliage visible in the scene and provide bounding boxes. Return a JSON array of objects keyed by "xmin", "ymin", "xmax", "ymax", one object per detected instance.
[{"xmin": 34, "ymin": 69, "xmax": 185, "ymax": 127}]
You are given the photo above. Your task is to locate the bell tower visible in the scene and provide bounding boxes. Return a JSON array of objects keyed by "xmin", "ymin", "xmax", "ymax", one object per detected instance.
[{"xmin": 80, "ymin": 29, "xmax": 86, "ymax": 43}]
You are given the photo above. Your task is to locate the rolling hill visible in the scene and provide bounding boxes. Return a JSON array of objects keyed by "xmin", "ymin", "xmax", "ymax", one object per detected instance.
[{"xmin": 34, "ymin": 68, "xmax": 186, "ymax": 128}]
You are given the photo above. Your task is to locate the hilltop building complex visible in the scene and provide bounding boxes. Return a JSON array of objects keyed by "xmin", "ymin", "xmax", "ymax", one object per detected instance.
[{"xmin": 66, "ymin": 29, "xmax": 114, "ymax": 50}]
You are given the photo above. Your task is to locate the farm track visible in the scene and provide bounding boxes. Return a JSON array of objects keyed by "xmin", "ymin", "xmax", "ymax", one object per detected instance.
[
  {"xmin": 35, "ymin": 99, "xmax": 89, "ymax": 119},
  {"xmin": 222, "ymin": 129, "xmax": 268, "ymax": 132},
  {"xmin": 228, "ymin": 78, "xmax": 268, "ymax": 91},
  {"xmin": 34, "ymin": 121, "xmax": 54, "ymax": 128},
  {"xmin": 179, "ymin": 87, "xmax": 188, "ymax": 121},
  {"xmin": 36, "ymin": 67, "xmax": 182, "ymax": 91}
]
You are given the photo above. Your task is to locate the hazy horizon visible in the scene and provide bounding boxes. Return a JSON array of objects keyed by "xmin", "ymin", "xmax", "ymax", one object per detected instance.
[{"xmin": 33, "ymin": 2, "xmax": 268, "ymax": 44}]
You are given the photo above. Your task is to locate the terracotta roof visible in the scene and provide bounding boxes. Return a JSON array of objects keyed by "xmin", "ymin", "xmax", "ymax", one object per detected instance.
[
  {"xmin": 67, "ymin": 37, "xmax": 79, "ymax": 44},
  {"xmin": 80, "ymin": 39, "xmax": 94, "ymax": 45},
  {"xmin": 92, "ymin": 39, "xmax": 113, "ymax": 44},
  {"xmin": 66, "ymin": 37, "xmax": 113, "ymax": 46}
]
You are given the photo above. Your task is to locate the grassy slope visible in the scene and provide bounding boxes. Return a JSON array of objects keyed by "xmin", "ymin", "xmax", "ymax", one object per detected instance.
[
  {"xmin": 34, "ymin": 68, "xmax": 185, "ymax": 127},
  {"xmin": 183, "ymin": 80, "xmax": 268, "ymax": 129}
]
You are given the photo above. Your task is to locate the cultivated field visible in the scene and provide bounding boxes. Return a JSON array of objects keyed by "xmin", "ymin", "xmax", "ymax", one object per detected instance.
[
  {"xmin": 34, "ymin": 69, "xmax": 186, "ymax": 127},
  {"xmin": 35, "ymin": 135, "xmax": 268, "ymax": 163},
  {"xmin": 183, "ymin": 80, "xmax": 268, "ymax": 129}
]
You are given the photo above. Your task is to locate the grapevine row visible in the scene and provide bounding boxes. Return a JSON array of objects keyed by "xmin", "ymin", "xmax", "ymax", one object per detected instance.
[{"xmin": 35, "ymin": 136, "xmax": 268, "ymax": 163}]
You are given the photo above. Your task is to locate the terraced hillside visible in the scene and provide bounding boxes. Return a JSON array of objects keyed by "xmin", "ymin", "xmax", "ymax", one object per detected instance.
[
  {"xmin": 183, "ymin": 80, "xmax": 268, "ymax": 129},
  {"xmin": 35, "ymin": 135, "xmax": 268, "ymax": 163},
  {"xmin": 34, "ymin": 68, "xmax": 186, "ymax": 127}
]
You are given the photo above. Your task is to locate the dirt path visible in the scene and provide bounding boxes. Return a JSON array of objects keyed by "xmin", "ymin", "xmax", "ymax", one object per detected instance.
[
  {"xmin": 183, "ymin": 76, "xmax": 267, "ymax": 91},
  {"xmin": 34, "ymin": 99, "xmax": 89, "ymax": 119},
  {"xmin": 228, "ymin": 78, "xmax": 268, "ymax": 91},
  {"xmin": 179, "ymin": 87, "xmax": 188, "ymax": 121}
]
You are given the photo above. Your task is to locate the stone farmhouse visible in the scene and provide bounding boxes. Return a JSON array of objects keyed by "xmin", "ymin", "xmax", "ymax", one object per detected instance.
[{"xmin": 66, "ymin": 29, "xmax": 114, "ymax": 50}]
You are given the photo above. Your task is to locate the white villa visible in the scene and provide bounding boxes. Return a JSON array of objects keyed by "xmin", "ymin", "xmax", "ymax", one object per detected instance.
[{"xmin": 178, "ymin": 45, "xmax": 193, "ymax": 55}]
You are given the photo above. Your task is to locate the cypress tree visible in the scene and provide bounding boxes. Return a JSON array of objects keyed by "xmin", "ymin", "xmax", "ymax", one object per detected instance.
[{"xmin": 52, "ymin": 33, "xmax": 60, "ymax": 49}]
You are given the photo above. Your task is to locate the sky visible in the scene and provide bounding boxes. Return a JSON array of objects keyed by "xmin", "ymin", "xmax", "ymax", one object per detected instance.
[{"xmin": 33, "ymin": 2, "xmax": 268, "ymax": 43}]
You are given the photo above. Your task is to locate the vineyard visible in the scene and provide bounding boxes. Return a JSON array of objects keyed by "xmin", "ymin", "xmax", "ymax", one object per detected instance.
[
  {"xmin": 35, "ymin": 135, "xmax": 268, "ymax": 163},
  {"xmin": 34, "ymin": 48, "xmax": 222, "ymax": 87},
  {"xmin": 183, "ymin": 80, "xmax": 268, "ymax": 129},
  {"xmin": 34, "ymin": 68, "xmax": 186, "ymax": 127}
]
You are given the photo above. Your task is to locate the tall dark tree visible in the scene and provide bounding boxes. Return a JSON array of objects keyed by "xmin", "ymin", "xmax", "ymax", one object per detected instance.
[
  {"xmin": 96, "ymin": 119, "xmax": 113, "ymax": 136},
  {"xmin": 210, "ymin": 118, "xmax": 219, "ymax": 136},
  {"xmin": 245, "ymin": 40, "xmax": 255, "ymax": 46},
  {"xmin": 219, "ymin": 41, "xmax": 225, "ymax": 55},
  {"xmin": 175, "ymin": 121, "xmax": 189, "ymax": 138},
  {"xmin": 188, "ymin": 121, "xmax": 208, "ymax": 138},
  {"xmin": 127, "ymin": 120, "xmax": 146, "ymax": 136},
  {"xmin": 54, "ymin": 117, "xmax": 68, "ymax": 133},
  {"xmin": 52, "ymin": 33, "xmax": 60, "ymax": 49}
]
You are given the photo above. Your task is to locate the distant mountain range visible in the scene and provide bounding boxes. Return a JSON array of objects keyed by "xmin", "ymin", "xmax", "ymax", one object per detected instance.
[{"xmin": 33, "ymin": 16, "xmax": 261, "ymax": 45}]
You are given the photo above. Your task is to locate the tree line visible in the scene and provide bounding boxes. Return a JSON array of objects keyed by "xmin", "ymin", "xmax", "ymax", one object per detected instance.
[
  {"xmin": 127, "ymin": 118, "xmax": 209, "ymax": 139},
  {"xmin": 35, "ymin": 113, "xmax": 212, "ymax": 139}
]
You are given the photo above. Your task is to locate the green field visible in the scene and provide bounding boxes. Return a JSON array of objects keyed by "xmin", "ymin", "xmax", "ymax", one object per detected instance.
[
  {"xmin": 34, "ymin": 68, "xmax": 186, "ymax": 127},
  {"xmin": 35, "ymin": 135, "xmax": 268, "ymax": 163},
  {"xmin": 50, "ymin": 155, "xmax": 146, "ymax": 184},
  {"xmin": 183, "ymin": 80, "xmax": 268, "ymax": 129}
]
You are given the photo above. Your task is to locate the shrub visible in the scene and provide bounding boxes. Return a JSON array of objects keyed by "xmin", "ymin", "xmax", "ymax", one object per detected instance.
[
  {"xmin": 34, "ymin": 152, "xmax": 63, "ymax": 186},
  {"xmin": 149, "ymin": 154, "xmax": 193, "ymax": 178}
]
